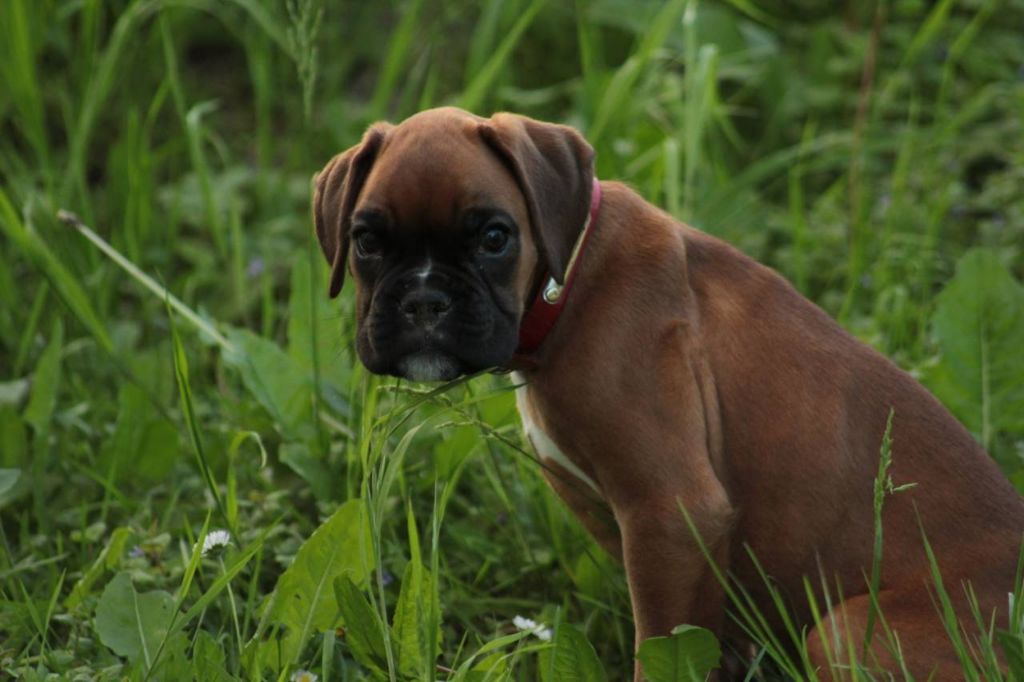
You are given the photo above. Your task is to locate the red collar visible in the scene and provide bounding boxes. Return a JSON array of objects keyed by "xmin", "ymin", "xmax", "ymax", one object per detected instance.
[{"xmin": 509, "ymin": 178, "xmax": 602, "ymax": 367}]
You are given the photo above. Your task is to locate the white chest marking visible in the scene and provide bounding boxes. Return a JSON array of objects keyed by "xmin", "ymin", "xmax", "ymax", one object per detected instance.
[{"xmin": 512, "ymin": 372, "xmax": 601, "ymax": 494}]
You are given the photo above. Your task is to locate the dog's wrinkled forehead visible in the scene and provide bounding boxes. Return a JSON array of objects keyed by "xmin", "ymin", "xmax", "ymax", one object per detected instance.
[{"xmin": 357, "ymin": 109, "xmax": 526, "ymax": 232}]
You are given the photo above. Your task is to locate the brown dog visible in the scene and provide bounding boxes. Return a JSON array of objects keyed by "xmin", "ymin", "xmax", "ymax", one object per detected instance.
[{"xmin": 313, "ymin": 107, "xmax": 1024, "ymax": 679}]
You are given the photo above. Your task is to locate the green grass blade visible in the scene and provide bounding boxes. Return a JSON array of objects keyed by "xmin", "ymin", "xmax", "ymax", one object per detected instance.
[
  {"xmin": 369, "ymin": 0, "xmax": 425, "ymax": 119},
  {"xmin": 588, "ymin": 0, "xmax": 688, "ymax": 143},
  {"xmin": 58, "ymin": 210, "xmax": 234, "ymax": 352},
  {"xmin": 459, "ymin": 0, "xmax": 547, "ymax": 113},
  {"xmin": 0, "ymin": 196, "xmax": 113, "ymax": 353},
  {"xmin": 167, "ymin": 302, "xmax": 233, "ymax": 533}
]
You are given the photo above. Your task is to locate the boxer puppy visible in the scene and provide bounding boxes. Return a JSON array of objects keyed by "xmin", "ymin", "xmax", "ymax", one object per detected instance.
[{"xmin": 312, "ymin": 106, "xmax": 1024, "ymax": 679}]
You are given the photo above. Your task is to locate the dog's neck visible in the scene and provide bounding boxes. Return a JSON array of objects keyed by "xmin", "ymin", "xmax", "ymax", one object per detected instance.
[{"xmin": 507, "ymin": 178, "xmax": 603, "ymax": 368}]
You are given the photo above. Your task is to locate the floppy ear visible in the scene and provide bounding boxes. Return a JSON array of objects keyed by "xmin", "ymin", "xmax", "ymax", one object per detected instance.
[
  {"xmin": 478, "ymin": 113, "xmax": 595, "ymax": 283},
  {"xmin": 312, "ymin": 123, "xmax": 392, "ymax": 298}
]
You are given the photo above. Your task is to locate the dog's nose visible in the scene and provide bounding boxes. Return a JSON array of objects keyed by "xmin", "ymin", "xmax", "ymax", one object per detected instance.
[{"xmin": 400, "ymin": 288, "xmax": 452, "ymax": 327}]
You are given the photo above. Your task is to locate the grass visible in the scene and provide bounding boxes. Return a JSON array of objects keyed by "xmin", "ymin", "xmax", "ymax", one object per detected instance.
[{"xmin": 1, "ymin": 0, "xmax": 1023, "ymax": 679}]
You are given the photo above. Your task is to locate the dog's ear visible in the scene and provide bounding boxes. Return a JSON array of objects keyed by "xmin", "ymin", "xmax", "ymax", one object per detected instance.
[
  {"xmin": 478, "ymin": 113, "xmax": 595, "ymax": 284},
  {"xmin": 312, "ymin": 123, "xmax": 392, "ymax": 298}
]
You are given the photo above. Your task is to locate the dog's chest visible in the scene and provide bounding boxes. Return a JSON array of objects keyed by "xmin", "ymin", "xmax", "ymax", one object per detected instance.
[{"xmin": 512, "ymin": 372, "xmax": 601, "ymax": 493}]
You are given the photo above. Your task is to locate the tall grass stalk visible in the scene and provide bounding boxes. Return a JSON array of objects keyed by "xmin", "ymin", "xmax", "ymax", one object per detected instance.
[
  {"xmin": 863, "ymin": 409, "xmax": 895, "ymax": 656},
  {"xmin": 168, "ymin": 303, "xmax": 234, "ymax": 535},
  {"xmin": 59, "ymin": 209, "xmax": 234, "ymax": 352},
  {"xmin": 369, "ymin": 0, "xmax": 425, "ymax": 120},
  {"xmin": 286, "ymin": 0, "xmax": 323, "ymax": 126},
  {"xmin": 459, "ymin": 0, "xmax": 548, "ymax": 114},
  {"xmin": 680, "ymin": 0, "xmax": 719, "ymax": 220},
  {"xmin": 62, "ymin": 0, "xmax": 161, "ymax": 213},
  {"xmin": 0, "ymin": 1, "xmax": 49, "ymax": 175},
  {"xmin": 3, "ymin": 3, "xmax": 1022, "ymax": 680},
  {"xmin": 588, "ymin": 0, "xmax": 688, "ymax": 144}
]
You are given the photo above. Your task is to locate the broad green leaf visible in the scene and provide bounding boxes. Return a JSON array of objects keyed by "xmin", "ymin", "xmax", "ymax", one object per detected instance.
[
  {"xmin": 393, "ymin": 563, "xmax": 440, "ymax": 678},
  {"xmin": 99, "ymin": 384, "xmax": 180, "ymax": 482},
  {"xmin": 66, "ymin": 527, "xmax": 133, "ymax": 610},
  {"xmin": 637, "ymin": 625, "xmax": 721, "ymax": 682},
  {"xmin": 94, "ymin": 572, "xmax": 181, "ymax": 671},
  {"xmin": 926, "ymin": 248, "xmax": 1024, "ymax": 449},
  {"xmin": 192, "ymin": 630, "xmax": 236, "ymax": 682},
  {"xmin": 570, "ymin": 544, "xmax": 610, "ymax": 598},
  {"xmin": 432, "ymin": 424, "xmax": 478, "ymax": 479},
  {"xmin": 287, "ymin": 251, "xmax": 351, "ymax": 392},
  {"xmin": 393, "ymin": 505, "xmax": 441, "ymax": 678},
  {"xmin": 152, "ymin": 632, "xmax": 192, "ymax": 681},
  {"xmin": 334, "ymin": 574, "xmax": 389, "ymax": 676},
  {"xmin": 280, "ymin": 441, "xmax": 333, "ymax": 501},
  {"xmin": 540, "ymin": 623, "xmax": 605, "ymax": 682},
  {"xmin": 23, "ymin": 318, "xmax": 62, "ymax": 434},
  {"xmin": 267, "ymin": 498, "xmax": 374, "ymax": 666},
  {"xmin": 223, "ymin": 327, "xmax": 316, "ymax": 442}
]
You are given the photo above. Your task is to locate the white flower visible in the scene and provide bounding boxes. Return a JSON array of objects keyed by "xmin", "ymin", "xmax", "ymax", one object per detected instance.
[
  {"xmin": 290, "ymin": 671, "xmax": 318, "ymax": 682},
  {"xmin": 512, "ymin": 615, "xmax": 536, "ymax": 631},
  {"xmin": 513, "ymin": 615, "xmax": 552, "ymax": 642},
  {"xmin": 200, "ymin": 529, "xmax": 232, "ymax": 556}
]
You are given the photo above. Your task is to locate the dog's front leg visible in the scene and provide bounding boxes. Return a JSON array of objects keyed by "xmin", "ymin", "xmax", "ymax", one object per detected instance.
[{"xmin": 617, "ymin": 486, "xmax": 733, "ymax": 680}]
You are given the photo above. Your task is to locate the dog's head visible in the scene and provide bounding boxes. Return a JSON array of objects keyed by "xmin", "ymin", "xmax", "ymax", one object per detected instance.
[{"xmin": 312, "ymin": 107, "xmax": 594, "ymax": 381}]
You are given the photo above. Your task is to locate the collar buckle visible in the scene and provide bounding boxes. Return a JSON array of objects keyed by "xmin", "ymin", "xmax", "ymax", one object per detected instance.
[
  {"xmin": 507, "ymin": 177, "xmax": 602, "ymax": 366},
  {"xmin": 542, "ymin": 279, "xmax": 564, "ymax": 304}
]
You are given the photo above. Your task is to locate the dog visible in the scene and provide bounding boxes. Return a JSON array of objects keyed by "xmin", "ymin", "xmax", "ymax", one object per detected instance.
[{"xmin": 312, "ymin": 107, "xmax": 1024, "ymax": 679}]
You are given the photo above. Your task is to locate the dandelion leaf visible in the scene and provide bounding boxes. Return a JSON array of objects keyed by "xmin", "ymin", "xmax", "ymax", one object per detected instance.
[
  {"xmin": 540, "ymin": 623, "xmax": 606, "ymax": 682},
  {"xmin": 267, "ymin": 498, "xmax": 373, "ymax": 665},
  {"xmin": 94, "ymin": 572, "xmax": 181, "ymax": 672},
  {"xmin": 192, "ymin": 630, "xmax": 236, "ymax": 682},
  {"xmin": 333, "ymin": 574, "xmax": 389, "ymax": 677},
  {"xmin": 926, "ymin": 248, "xmax": 1024, "ymax": 449},
  {"xmin": 223, "ymin": 327, "xmax": 316, "ymax": 442},
  {"xmin": 393, "ymin": 561, "xmax": 441, "ymax": 679}
]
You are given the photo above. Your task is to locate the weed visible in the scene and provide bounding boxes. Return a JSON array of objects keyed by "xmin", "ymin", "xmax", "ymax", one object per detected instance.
[{"xmin": 1, "ymin": 1, "xmax": 1022, "ymax": 680}]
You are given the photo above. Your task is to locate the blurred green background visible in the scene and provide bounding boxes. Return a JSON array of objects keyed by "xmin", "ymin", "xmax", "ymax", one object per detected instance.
[{"xmin": 1, "ymin": 0, "xmax": 1023, "ymax": 679}]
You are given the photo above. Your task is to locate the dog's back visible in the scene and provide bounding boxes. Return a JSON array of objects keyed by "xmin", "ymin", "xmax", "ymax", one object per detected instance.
[{"xmin": 684, "ymin": 222, "xmax": 1024, "ymax": 666}]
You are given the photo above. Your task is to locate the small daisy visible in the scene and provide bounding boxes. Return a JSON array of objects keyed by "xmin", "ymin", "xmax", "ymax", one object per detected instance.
[
  {"xmin": 290, "ymin": 670, "xmax": 318, "ymax": 682},
  {"xmin": 200, "ymin": 529, "xmax": 232, "ymax": 556},
  {"xmin": 513, "ymin": 615, "xmax": 553, "ymax": 642}
]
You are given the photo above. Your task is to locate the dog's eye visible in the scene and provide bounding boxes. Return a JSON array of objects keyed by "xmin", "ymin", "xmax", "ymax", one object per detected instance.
[
  {"xmin": 479, "ymin": 225, "xmax": 510, "ymax": 255},
  {"xmin": 354, "ymin": 231, "xmax": 383, "ymax": 258}
]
